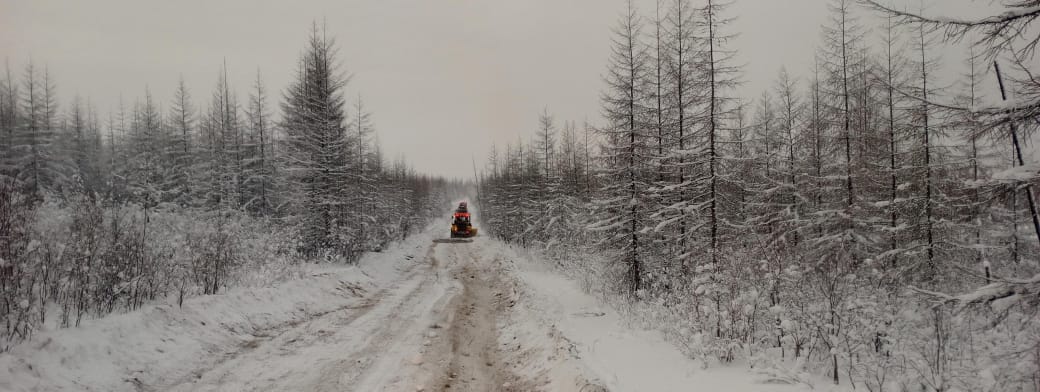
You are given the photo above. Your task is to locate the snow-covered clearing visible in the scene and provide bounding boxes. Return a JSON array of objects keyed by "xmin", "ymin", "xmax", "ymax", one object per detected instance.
[{"xmin": 2, "ymin": 223, "xmax": 816, "ymax": 392}]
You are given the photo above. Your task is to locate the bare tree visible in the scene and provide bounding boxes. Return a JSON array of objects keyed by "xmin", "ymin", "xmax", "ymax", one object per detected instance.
[{"xmin": 590, "ymin": 0, "xmax": 649, "ymax": 294}]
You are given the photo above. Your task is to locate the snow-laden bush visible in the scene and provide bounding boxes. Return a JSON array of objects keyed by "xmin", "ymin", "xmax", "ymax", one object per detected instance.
[
  {"xmin": 489, "ymin": 201, "xmax": 1040, "ymax": 392},
  {"xmin": 0, "ymin": 198, "xmax": 304, "ymax": 351},
  {"xmin": 0, "ymin": 176, "xmax": 451, "ymax": 351},
  {"xmin": 0, "ymin": 182, "xmax": 36, "ymax": 351}
]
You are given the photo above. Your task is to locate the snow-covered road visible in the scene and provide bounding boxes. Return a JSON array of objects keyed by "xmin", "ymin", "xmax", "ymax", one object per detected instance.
[
  {"xmin": 162, "ymin": 237, "xmax": 597, "ymax": 392},
  {"xmin": 167, "ymin": 241, "xmax": 455, "ymax": 391},
  {"xmin": 2, "ymin": 224, "xmax": 808, "ymax": 392}
]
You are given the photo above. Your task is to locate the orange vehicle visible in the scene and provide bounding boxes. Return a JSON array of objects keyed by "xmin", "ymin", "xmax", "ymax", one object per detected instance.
[{"xmin": 450, "ymin": 202, "xmax": 478, "ymax": 238}]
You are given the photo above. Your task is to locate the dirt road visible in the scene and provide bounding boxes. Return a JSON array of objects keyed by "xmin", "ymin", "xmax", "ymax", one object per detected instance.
[{"xmin": 165, "ymin": 238, "xmax": 556, "ymax": 392}]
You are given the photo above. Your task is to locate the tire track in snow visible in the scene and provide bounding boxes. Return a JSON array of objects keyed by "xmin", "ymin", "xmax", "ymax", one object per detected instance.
[
  {"xmin": 317, "ymin": 243, "xmax": 459, "ymax": 391},
  {"xmin": 165, "ymin": 236, "xmax": 605, "ymax": 392},
  {"xmin": 164, "ymin": 242, "xmax": 443, "ymax": 392}
]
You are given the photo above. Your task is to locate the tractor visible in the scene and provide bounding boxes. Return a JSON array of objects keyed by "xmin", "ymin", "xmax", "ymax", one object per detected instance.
[{"xmin": 450, "ymin": 201, "xmax": 478, "ymax": 238}]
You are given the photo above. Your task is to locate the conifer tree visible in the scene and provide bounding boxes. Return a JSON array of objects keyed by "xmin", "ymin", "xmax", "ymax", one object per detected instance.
[
  {"xmin": 168, "ymin": 77, "xmax": 196, "ymax": 207},
  {"xmin": 589, "ymin": 0, "xmax": 649, "ymax": 294},
  {"xmin": 281, "ymin": 25, "xmax": 354, "ymax": 257},
  {"xmin": 243, "ymin": 70, "xmax": 275, "ymax": 216}
]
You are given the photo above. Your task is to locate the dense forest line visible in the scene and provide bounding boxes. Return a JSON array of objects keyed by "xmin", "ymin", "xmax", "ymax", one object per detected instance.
[
  {"xmin": 0, "ymin": 26, "xmax": 455, "ymax": 350},
  {"xmin": 478, "ymin": 0, "xmax": 1040, "ymax": 390}
]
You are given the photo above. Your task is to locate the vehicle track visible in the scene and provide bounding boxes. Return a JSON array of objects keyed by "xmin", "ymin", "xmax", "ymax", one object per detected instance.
[
  {"xmin": 161, "ymin": 235, "xmax": 546, "ymax": 392},
  {"xmin": 164, "ymin": 243, "xmax": 443, "ymax": 392},
  {"xmin": 428, "ymin": 247, "xmax": 536, "ymax": 392}
]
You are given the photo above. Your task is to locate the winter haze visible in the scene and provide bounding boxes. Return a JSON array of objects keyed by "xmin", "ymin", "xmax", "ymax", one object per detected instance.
[{"xmin": 1, "ymin": 0, "xmax": 979, "ymax": 179}]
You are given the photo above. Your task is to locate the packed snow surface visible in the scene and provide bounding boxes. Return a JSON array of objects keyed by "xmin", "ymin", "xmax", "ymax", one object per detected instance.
[{"xmin": 1, "ymin": 223, "xmax": 816, "ymax": 391}]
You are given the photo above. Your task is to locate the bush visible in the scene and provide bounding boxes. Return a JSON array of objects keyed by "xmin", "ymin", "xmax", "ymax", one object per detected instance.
[{"xmin": 0, "ymin": 198, "xmax": 303, "ymax": 350}]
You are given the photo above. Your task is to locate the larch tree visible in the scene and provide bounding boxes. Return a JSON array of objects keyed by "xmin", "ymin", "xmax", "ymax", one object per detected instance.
[
  {"xmin": 903, "ymin": 11, "xmax": 945, "ymax": 279},
  {"xmin": 535, "ymin": 107, "xmax": 556, "ymax": 180},
  {"xmin": 15, "ymin": 62, "xmax": 53, "ymax": 198},
  {"xmin": 352, "ymin": 95, "xmax": 375, "ymax": 250},
  {"xmin": 689, "ymin": 0, "xmax": 741, "ymax": 339},
  {"xmin": 0, "ymin": 61, "xmax": 18, "ymax": 184},
  {"xmin": 205, "ymin": 65, "xmax": 243, "ymax": 212},
  {"xmin": 167, "ymin": 76, "xmax": 196, "ymax": 207},
  {"xmin": 810, "ymin": 0, "xmax": 872, "ymax": 383},
  {"xmin": 126, "ymin": 88, "xmax": 166, "ymax": 208},
  {"xmin": 651, "ymin": 0, "xmax": 698, "ymax": 280},
  {"xmin": 280, "ymin": 25, "xmax": 354, "ymax": 257},
  {"xmin": 66, "ymin": 96, "xmax": 103, "ymax": 196},
  {"xmin": 953, "ymin": 49, "xmax": 995, "ymax": 281},
  {"xmin": 243, "ymin": 70, "xmax": 275, "ymax": 217},
  {"xmin": 590, "ymin": 0, "xmax": 650, "ymax": 294},
  {"xmin": 753, "ymin": 68, "xmax": 805, "ymax": 250},
  {"xmin": 876, "ymin": 13, "xmax": 911, "ymax": 271},
  {"xmin": 822, "ymin": 0, "xmax": 861, "ymax": 211},
  {"xmin": 647, "ymin": 0, "xmax": 670, "ymax": 184}
]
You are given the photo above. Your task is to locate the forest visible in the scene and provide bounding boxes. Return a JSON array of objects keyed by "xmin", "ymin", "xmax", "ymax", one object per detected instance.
[
  {"xmin": 478, "ymin": 0, "xmax": 1040, "ymax": 390},
  {"xmin": 2, "ymin": 0, "xmax": 1040, "ymax": 390},
  {"xmin": 0, "ymin": 26, "xmax": 455, "ymax": 350}
]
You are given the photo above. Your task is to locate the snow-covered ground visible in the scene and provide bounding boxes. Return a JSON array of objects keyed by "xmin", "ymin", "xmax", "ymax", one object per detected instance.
[
  {"xmin": 1, "ymin": 223, "xmax": 819, "ymax": 392},
  {"xmin": 493, "ymin": 244, "xmax": 816, "ymax": 392},
  {"xmin": 0, "ymin": 223, "xmax": 441, "ymax": 392}
]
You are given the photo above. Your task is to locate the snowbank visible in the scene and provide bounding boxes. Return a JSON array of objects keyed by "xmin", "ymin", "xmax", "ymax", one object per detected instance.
[{"xmin": 0, "ymin": 226, "xmax": 436, "ymax": 392}]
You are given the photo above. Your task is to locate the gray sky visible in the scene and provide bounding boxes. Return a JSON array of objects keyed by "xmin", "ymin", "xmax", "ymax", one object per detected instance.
[{"xmin": 1, "ymin": 0, "xmax": 980, "ymax": 179}]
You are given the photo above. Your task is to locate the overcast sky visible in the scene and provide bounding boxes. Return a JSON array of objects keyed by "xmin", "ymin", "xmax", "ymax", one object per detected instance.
[{"xmin": 1, "ymin": 0, "xmax": 982, "ymax": 179}]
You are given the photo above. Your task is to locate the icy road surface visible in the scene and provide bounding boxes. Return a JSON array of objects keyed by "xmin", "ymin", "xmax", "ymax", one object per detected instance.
[{"xmin": 1, "ymin": 225, "xmax": 807, "ymax": 392}]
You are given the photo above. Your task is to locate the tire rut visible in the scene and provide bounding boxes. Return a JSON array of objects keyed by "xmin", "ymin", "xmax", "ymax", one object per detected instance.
[
  {"xmin": 429, "ymin": 245, "xmax": 536, "ymax": 392},
  {"xmin": 163, "ymin": 243, "xmax": 439, "ymax": 392},
  {"xmin": 321, "ymin": 245, "xmax": 449, "ymax": 391}
]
